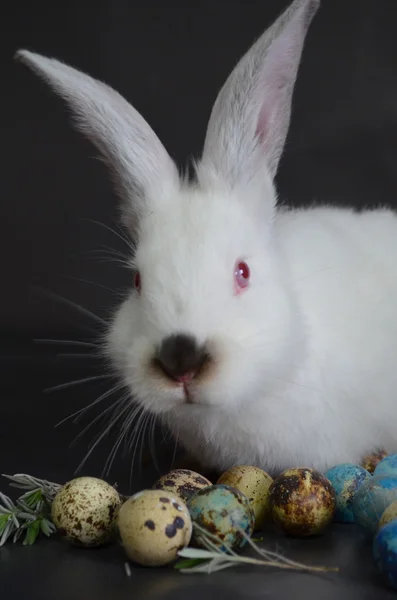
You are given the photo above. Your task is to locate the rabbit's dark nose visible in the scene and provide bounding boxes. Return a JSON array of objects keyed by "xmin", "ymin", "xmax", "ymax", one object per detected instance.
[{"xmin": 155, "ymin": 334, "xmax": 208, "ymax": 382}]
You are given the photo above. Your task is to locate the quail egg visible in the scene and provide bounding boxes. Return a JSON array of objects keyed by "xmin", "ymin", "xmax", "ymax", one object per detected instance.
[
  {"xmin": 361, "ymin": 449, "xmax": 388, "ymax": 474},
  {"xmin": 153, "ymin": 469, "xmax": 212, "ymax": 503},
  {"xmin": 51, "ymin": 476, "xmax": 121, "ymax": 547},
  {"xmin": 373, "ymin": 520, "xmax": 397, "ymax": 590},
  {"xmin": 374, "ymin": 454, "xmax": 397, "ymax": 478},
  {"xmin": 379, "ymin": 500, "xmax": 397, "ymax": 530},
  {"xmin": 118, "ymin": 489, "xmax": 192, "ymax": 567},
  {"xmin": 217, "ymin": 465, "xmax": 273, "ymax": 530},
  {"xmin": 324, "ymin": 463, "xmax": 371, "ymax": 523},
  {"xmin": 269, "ymin": 467, "xmax": 335, "ymax": 536},
  {"xmin": 187, "ymin": 484, "xmax": 255, "ymax": 551},
  {"xmin": 352, "ymin": 475, "xmax": 397, "ymax": 536}
]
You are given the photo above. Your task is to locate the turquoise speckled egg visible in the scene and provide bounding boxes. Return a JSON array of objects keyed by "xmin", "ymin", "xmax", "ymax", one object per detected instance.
[
  {"xmin": 373, "ymin": 520, "xmax": 397, "ymax": 590},
  {"xmin": 380, "ymin": 500, "xmax": 397, "ymax": 530},
  {"xmin": 187, "ymin": 484, "xmax": 255, "ymax": 551},
  {"xmin": 374, "ymin": 454, "xmax": 397, "ymax": 479},
  {"xmin": 324, "ymin": 463, "xmax": 372, "ymax": 523},
  {"xmin": 352, "ymin": 475, "xmax": 397, "ymax": 536}
]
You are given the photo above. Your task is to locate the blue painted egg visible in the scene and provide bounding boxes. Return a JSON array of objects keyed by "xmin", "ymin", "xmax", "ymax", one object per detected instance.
[
  {"xmin": 187, "ymin": 484, "xmax": 255, "ymax": 551},
  {"xmin": 374, "ymin": 454, "xmax": 397, "ymax": 478},
  {"xmin": 380, "ymin": 500, "xmax": 397, "ymax": 530},
  {"xmin": 324, "ymin": 463, "xmax": 371, "ymax": 523},
  {"xmin": 352, "ymin": 475, "xmax": 397, "ymax": 536},
  {"xmin": 373, "ymin": 520, "xmax": 397, "ymax": 590}
]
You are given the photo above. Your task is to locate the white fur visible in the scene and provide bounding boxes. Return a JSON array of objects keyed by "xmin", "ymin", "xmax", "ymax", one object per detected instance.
[{"xmin": 16, "ymin": 0, "xmax": 397, "ymax": 475}]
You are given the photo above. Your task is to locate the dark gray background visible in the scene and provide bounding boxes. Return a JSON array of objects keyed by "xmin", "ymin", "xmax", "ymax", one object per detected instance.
[{"xmin": 2, "ymin": 0, "xmax": 397, "ymax": 598}]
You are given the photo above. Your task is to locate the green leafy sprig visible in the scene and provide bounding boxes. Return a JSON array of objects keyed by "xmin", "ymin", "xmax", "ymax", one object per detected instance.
[
  {"xmin": 2, "ymin": 473, "xmax": 62, "ymax": 503},
  {"xmin": 0, "ymin": 474, "xmax": 61, "ymax": 546},
  {"xmin": 174, "ymin": 522, "xmax": 339, "ymax": 575}
]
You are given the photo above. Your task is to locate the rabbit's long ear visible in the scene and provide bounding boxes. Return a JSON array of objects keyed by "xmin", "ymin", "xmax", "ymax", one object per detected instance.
[
  {"xmin": 15, "ymin": 50, "xmax": 179, "ymax": 232},
  {"xmin": 200, "ymin": 0, "xmax": 319, "ymax": 188}
]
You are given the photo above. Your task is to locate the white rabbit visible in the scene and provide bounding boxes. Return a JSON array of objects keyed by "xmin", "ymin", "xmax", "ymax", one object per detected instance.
[{"xmin": 16, "ymin": 0, "xmax": 397, "ymax": 476}]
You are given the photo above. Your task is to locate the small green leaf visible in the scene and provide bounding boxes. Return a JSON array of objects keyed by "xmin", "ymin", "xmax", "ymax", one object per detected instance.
[
  {"xmin": 17, "ymin": 499, "xmax": 37, "ymax": 515},
  {"xmin": 177, "ymin": 547, "xmax": 219, "ymax": 559},
  {"xmin": 23, "ymin": 520, "xmax": 41, "ymax": 546},
  {"xmin": 11, "ymin": 514, "xmax": 19, "ymax": 529},
  {"xmin": 40, "ymin": 518, "xmax": 55, "ymax": 537},
  {"xmin": 174, "ymin": 558, "xmax": 208, "ymax": 570},
  {"xmin": 0, "ymin": 493, "xmax": 15, "ymax": 511},
  {"xmin": 40, "ymin": 519, "xmax": 49, "ymax": 536},
  {"xmin": 0, "ymin": 513, "xmax": 11, "ymax": 532},
  {"xmin": 20, "ymin": 489, "xmax": 43, "ymax": 509},
  {"xmin": 0, "ymin": 519, "xmax": 16, "ymax": 546},
  {"xmin": 251, "ymin": 536, "xmax": 264, "ymax": 543},
  {"xmin": 0, "ymin": 507, "xmax": 12, "ymax": 515},
  {"xmin": 13, "ymin": 528, "xmax": 24, "ymax": 543},
  {"xmin": 17, "ymin": 512, "xmax": 36, "ymax": 522}
]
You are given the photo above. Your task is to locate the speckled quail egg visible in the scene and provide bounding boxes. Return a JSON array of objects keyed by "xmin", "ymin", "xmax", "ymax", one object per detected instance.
[
  {"xmin": 352, "ymin": 475, "xmax": 397, "ymax": 536},
  {"xmin": 187, "ymin": 484, "xmax": 255, "ymax": 551},
  {"xmin": 379, "ymin": 500, "xmax": 397, "ymax": 530},
  {"xmin": 217, "ymin": 465, "xmax": 273, "ymax": 530},
  {"xmin": 361, "ymin": 449, "xmax": 388, "ymax": 474},
  {"xmin": 153, "ymin": 469, "xmax": 212, "ymax": 503},
  {"xmin": 269, "ymin": 467, "xmax": 336, "ymax": 537},
  {"xmin": 324, "ymin": 463, "xmax": 371, "ymax": 523},
  {"xmin": 51, "ymin": 476, "xmax": 122, "ymax": 547},
  {"xmin": 373, "ymin": 520, "xmax": 397, "ymax": 590},
  {"xmin": 118, "ymin": 489, "xmax": 192, "ymax": 567},
  {"xmin": 374, "ymin": 454, "xmax": 397, "ymax": 478}
]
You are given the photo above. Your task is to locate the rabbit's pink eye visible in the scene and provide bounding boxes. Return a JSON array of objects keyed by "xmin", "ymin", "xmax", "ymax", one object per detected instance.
[
  {"xmin": 234, "ymin": 261, "xmax": 250, "ymax": 291},
  {"xmin": 134, "ymin": 271, "xmax": 141, "ymax": 292}
]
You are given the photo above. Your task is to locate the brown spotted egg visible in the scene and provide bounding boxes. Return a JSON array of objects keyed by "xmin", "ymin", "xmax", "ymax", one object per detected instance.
[
  {"xmin": 217, "ymin": 465, "xmax": 273, "ymax": 530},
  {"xmin": 153, "ymin": 469, "xmax": 212, "ymax": 503},
  {"xmin": 361, "ymin": 449, "xmax": 388, "ymax": 474},
  {"xmin": 51, "ymin": 476, "xmax": 121, "ymax": 547},
  {"xmin": 269, "ymin": 467, "xmax": 336, "ymax": 537},
  {"xmin": 118, "ymin": 489, "xmax": 192, "ymax": 566}
]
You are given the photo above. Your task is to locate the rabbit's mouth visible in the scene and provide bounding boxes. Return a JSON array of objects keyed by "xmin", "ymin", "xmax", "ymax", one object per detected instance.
[
  {"xmin": 183, "ymin": 383, "xmax": 194, "ymax": 404},
  {"xmin": 149, "ymin": 333, "xmax": 215, "ymax": 400}
]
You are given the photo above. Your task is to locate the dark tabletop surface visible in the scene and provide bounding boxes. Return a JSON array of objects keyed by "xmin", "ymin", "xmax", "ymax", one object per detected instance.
[{"xmin": 0, "ymin": 347, "xmax": 396, "ymax": 600}]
